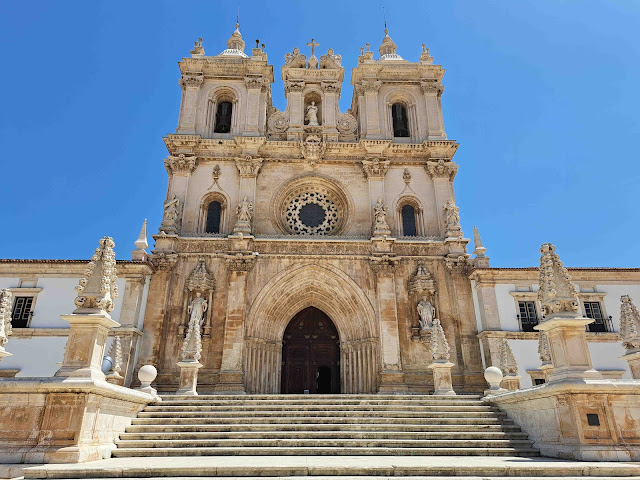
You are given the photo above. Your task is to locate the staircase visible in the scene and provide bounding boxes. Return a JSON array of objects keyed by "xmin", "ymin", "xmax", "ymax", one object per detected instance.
[
  {"xmin": 114, "ymin": 394, "xmax": 538, "ymax": 457},
  {"xmin": 22, "ymin": 394, "xmax": 640, "ymax": 479}
]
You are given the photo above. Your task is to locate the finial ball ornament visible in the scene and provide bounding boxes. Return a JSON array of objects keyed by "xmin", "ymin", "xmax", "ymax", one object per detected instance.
[
  {"xmin": 138, "ymin": 364, "xmax": 158, "ymax": 384},
  {"xmin": 484, "ymin": 366, "xmax": 503, "ymax": 387}
]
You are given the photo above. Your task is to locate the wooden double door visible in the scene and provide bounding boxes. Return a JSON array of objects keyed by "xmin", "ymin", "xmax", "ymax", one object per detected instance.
[{"xmin": 281, "ymin": 307, "xmax": 340, "ymax": 394}]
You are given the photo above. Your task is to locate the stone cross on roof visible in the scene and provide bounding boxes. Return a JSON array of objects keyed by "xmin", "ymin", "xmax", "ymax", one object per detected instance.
[{"xmin": 307, "ymin": 38, "xmax": 319, "ymax": 57}]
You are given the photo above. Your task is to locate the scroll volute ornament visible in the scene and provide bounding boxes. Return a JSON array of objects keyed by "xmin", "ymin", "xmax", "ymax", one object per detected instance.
[{"xmin": 537, "ymin": 243, "xmax": 580, "ymax": 317}]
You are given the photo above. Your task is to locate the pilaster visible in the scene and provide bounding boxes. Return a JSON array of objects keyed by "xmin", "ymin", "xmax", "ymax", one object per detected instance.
[
  {"xmin": 369, "ymin": 254, "xmax": 407, "ymax": 393},
  {"xmin": 176, "ymin": 73, "xmax": 204, "ymax": 134},
  {"xmin": 420, "ymin": 80, "xmax": 446, "ymax": 139},
  {"xmin": 361, "ymin": 80, "xmax": 382, "ymax": 139},
  {"xmin": 214, "ymin": 250, "xmax": 257, "ymax": 393},
  {"xmin": 425, "ymin": 160, "xmax": 457, "ymax": 235},
  {"xmin": 285, "ymin": 80, "xmax": 305, "ymax": 139},
  {"xmin": 136, "ymin": 253, "xmax": 178, "ymax": 369},
  {"xmin": 243, "ymin": 77, "xmax": 264, "ymax": 135}
]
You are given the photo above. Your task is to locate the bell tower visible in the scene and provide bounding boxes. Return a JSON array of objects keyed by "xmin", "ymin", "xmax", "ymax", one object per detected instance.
[
  {"xmin": 351, "ymin": 28, "xmax": 447, "ymax": 142},
  {"xmin": 175, "ymin": 24, "xmax": 274, "ymax": 138}
]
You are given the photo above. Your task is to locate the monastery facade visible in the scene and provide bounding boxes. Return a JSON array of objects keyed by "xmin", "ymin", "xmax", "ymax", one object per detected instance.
[{"xmin": 0, "ymin": 24, "xmax": 638, "ymax": 395}]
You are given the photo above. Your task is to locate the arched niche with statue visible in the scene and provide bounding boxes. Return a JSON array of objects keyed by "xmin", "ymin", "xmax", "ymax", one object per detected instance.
[
  {"xmin": 180, "ymin": 258, "xmax": 216, "ymax": 339},
  {"xmin": 408, "ymin": 262, "xmax": 439, "ymax": 342}
]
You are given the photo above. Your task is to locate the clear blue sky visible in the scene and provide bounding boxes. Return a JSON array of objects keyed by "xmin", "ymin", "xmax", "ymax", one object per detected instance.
[{"xmin": 1, "ymin": 1, "xmax": 639, "ymax": 267}]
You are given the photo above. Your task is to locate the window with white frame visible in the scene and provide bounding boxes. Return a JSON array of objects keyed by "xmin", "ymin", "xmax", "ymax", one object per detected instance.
[{"xmin": 9, "ymin": 279, "xmax": 41, "ymax": 329}]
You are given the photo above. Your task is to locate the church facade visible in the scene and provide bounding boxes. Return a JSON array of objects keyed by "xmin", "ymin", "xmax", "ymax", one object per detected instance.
[{"xmin": 0, "ymin": 25, "xmax": 637, "ymax": 394}]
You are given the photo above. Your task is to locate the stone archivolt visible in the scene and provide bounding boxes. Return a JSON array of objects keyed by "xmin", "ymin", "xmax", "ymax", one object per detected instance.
[{"xmin": 244, "ymin": 263, "xmax": 379, "ymax": 394}]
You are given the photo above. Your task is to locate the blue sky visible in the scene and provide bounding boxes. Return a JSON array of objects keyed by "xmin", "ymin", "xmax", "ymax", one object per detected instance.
[{"xmin": 0, "ymin": 1, "xmax": 638, "ymax": 267}]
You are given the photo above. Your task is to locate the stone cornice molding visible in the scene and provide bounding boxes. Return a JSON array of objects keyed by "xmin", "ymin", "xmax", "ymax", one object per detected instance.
[
  {"xmin": 164, "ymin": 154, "xmax": 197, "ymax": 175},
  {"xmin": 321, "ymin": 81, "xmax": 341, "ymax": 94},
  {"xmin": 425, "ymin": 159, "xmax": 458, "ymax": 181},
  {"xmin": 235, "ymin": 155, "xmax": 263, "ymax": 177},
  {"xmin": 244, "ymin": 76, "xmax": 264, "ymax": 90},
  {"xmin": 150, "ymin": 253, "xmax": 179, "ymax": 272},
  {"xmin": 179, "ymin": 73, "xmax": 204, "ymax": 89},
  {"xmin": 361, "ymin": 157, "xmax": 390, "ymax": 180},
  {"xmin": 420, "ymin": 79, "xmax": 444, "ymax": 95},
  {"xmin": 444, "ymin": 254, "xmax": 470, "ymax": 273},
  {"xmin": 284, "ymin": 80, "xmax": 305, "ymax": 94},
  {"xmin": 360, "ymin": 80, "xmax": 382, "ymax": 94},
  {"xmin": 225, "ymin": 252, "xmax": 257, "ymax": 272},
  {"xmin": 369, "ymin": 255, "xmax": 400, "ymax": 275}
]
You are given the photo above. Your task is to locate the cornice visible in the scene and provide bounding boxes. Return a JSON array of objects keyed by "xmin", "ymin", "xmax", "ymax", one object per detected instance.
[
  {"xmin": 0, "ymin": 259, "xmax": 153, "ymax": 276},
  {"xmin": 163, "ymin": 135, "xmax": 459, "ymax": 163}
]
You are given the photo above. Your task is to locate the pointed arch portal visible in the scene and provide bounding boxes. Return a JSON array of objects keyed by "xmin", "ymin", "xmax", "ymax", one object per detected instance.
[{"xmin": 244, "ymin": 263, "xmax": 379, "ymax": 394}]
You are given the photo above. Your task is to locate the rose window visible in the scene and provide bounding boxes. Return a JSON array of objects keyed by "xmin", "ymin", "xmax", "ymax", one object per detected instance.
[{"xmin": 285, "ymin": 191, "xmax": 339, "ymax": 235}]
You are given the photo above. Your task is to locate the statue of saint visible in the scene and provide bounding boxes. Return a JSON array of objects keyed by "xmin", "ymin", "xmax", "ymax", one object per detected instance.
[
  {"xmin": 372, "ymin": 197, "xmax": 391, "ymax": 236},
  {"xmin": 444, "ymin": 199, "xmax": 461, "ymax": 230},
  {"xmin": 187, "ymin": 292, "xmax": 208, "ymax": 328},
  {"xmin": 160, "ymin": 195, "xmax": 181, "ymax": 234},
  {"xmin": 417, "ymin": 299, "xmax": 436, "ymax": 331},
  {"xmin": 233, "ymin": 195, "xmax": 254, "ymax": 234},
  {"xmin": 306, "ymin": 101, "xmax": 319, "ymax": 126}
]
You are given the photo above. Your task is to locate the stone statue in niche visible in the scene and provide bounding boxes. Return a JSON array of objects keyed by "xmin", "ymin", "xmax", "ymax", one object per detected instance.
[
  {"xmin": 188, "ymin": 292, "xmax": 208, "ymax": 328},
  {"xmin": 306, "ymin": 101, "xmax": 319, "ymax": 126},
  {"xmin": 443, "ymin": 198, "xmax": 462, "ymax": 236},
  {"xmin": 233, "ymin": 195, "xmax": 254, "ymax": 234},
  {"xmin": 372, "ymin": 198, "xmax": 391, "ymax": 237},
  {"xmin": 417, "ymin": 299, "xmax": 436, "ymax": 331},
  {"xmin": 160, "ymin": 195, "xmax": 181, "ymax": 234}
]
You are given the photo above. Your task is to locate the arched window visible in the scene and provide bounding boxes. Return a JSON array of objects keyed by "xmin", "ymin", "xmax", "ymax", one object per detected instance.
[
  {"xmin": 214, "ymin": 101, "xmax": 233, "ymax": 133},
  {"xmin": 205, "ymin": 201, "xmax": 222, "ymax": 233},
  {"xmin": 392, "ymin": 103, "xmax": 409, "ymax": 138},
  {"xmin": 401, "ymin": 204, "xmax": 417, "ymax": 236}
]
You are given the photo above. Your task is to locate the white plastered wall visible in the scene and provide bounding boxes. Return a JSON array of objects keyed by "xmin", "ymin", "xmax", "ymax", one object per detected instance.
[
  {"xmin": 479, "ymin": 281, "xmax": 636, "ymax": 389},
  {"xmin": 0, "ymin": 276, "xmax": 128, "ymax": 378}
]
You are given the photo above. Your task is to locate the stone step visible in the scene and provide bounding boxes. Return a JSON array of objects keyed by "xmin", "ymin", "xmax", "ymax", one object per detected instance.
[
  {"xmin": 151, "ymin": 398, "xmax": 488, "ymax": 407},
  {"xmin": 22, "ymin": 455, "xmax": 640, "ymax": 479},
  {"xmin": 111, "ymin": 446, "xmax": 541, "ymax": 457},
  {"xmin": 142, "ymin": 404, "xmax": 498, "ymax": 412},
  {"xmin": 125, "ymin": 423, "xmax": 522, "ymax": 433},
  {"xmin": 119, "ymin": 431, "xmax": 530, "ymax": 441},
  {"xmin": 131, "ymin": 416, "xmax": 513, "ymax": 426},
  {"xmin": 160, "ymin": 394, "xmax": 483, "ymax": 401},
  {"xmin": 136, "ymin": 410, "xmax": 507, "ymax": 419},
  {"xmin": 24, "ymin": 477, "xmax": 640, "ymax": 480},
  {"xmin": 115, "ymin": 438, "xmax": 535, "ymax": 449}
]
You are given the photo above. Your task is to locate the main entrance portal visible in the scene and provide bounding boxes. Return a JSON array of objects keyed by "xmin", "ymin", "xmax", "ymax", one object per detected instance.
[{"xmin": 281, "ymin": 307, "xmax": 340, "ymax": 394}]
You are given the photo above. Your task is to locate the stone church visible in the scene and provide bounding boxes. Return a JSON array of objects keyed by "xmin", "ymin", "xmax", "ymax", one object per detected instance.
[
  {"xmin": 142, "ymin": 23, "xmax": 483, "ymax": 395},
  {"xmin": 1, "ymin": 23, "xmax": 637, "ymax": 396}
]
